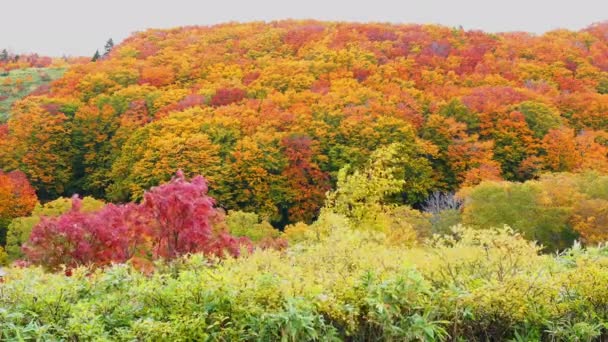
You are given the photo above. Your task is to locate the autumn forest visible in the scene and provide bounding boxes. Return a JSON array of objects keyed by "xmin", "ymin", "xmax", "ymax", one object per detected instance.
[{"xmin": 1, "ymin": 20, "xmax": 608, "ymax": 340}]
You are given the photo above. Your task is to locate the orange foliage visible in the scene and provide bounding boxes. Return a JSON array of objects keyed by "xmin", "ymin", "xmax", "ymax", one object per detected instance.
[
  {"xmin": 0, "ymin": 170, "xmax": 38, "ymax": 229},
  {"xmin": 1, "ymin": 20, "xmax": 607, "ymax": 224}
]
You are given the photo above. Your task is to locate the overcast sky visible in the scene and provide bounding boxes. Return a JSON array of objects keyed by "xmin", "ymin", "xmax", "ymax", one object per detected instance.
[{"xmin": 2, "ymin": 0, "xmax": 607, "ymax": 56}]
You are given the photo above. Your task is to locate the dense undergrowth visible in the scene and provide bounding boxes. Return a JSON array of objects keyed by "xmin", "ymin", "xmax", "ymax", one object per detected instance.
[{"xmin": 2, "ymin": 226, "xmax": 608, "ymax": 341}]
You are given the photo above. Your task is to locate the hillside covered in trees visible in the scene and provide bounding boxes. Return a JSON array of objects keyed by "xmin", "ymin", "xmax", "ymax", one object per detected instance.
[
  {"xmin": 1, "ymin": 21, "xmax": 607, "ymax": 223},
  {"xmin": 1, "ymin": 20, "xmax": 608, "ymax": 340}
]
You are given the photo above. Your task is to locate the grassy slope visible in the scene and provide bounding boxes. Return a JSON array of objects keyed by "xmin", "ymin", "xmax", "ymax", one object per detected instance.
[{"xmin": 0, "ymin": 67, "xmax": 65, "ymax": 122}]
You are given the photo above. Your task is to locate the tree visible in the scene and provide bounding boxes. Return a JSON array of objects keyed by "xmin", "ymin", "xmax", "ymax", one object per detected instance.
[
  {"xmin": 225, "ymin": 210, "xmax": 280, "ymax": 242},
  {"xmin": 0, "ymin": 170, "xmax": 38, "ymax": 245},
  {"xmin": 103, "ymin": 38, "xmax": 114, "ymax": 57},
  {"xmin": 438, "ymin": 99, "xmax": 480, "ymax": 134},
  {"xmin": 516, "ymin": 101, "xmax": 563, "ymax": 138},
  {"xmin": 571, "ymin": 199, "xmax": 608, "ymax": 245},
  {"xmin": 141, "ymin": 171, "xmax": 224, "ymax": 259},
  {"xmin": 92, "ymin": 50, "xmax": 101, "ymax": 62},
  {"xmin": 5, "ymin": 196, "xmax": 104, "ymax": 261},
  {"xmin": 4, "ymin": 21, "xmax": 608, "ymax": 231},
  {"xmin": 108, "ymin": 110, "xmax": 223, "ymax": 201},
  {"xmin": 216, "ymin": 134, "xmax": 288, "ymax": 222},
  {"xmin": 281, "ymin": 135, "xmax": 330, "ymax": 223},
  {"xmin": 491, "ymin": 111, "xmax": 540, "ymax": 181},
  {"xmin": 71, "ymin": 104, "xmax": 120, "ymax": 197},
  {"xmin": 460, "ymin": 180, "xmax": 576, "ymax": 251},
  {"xmin": 382, "ymin": 142, "xmax": 437, "ymax": 205},
  {"xmin": 325, "ymin": 157, "xmax": 403, "ymax": 230},
  {"xmin": 24, "ymin": 197, "xmax": 143, "ymax": 269},
  {"xmin": 1, "ymin": 99, "xmax": 74, "ymax": 198},
  {"xmin": 210, "ymin": 87, "xmax": 246, "ymax": 107},
  {"xmin": 24, "ymin": 172, "xmax": 249, "ymax": 270},
  {"xmin": 139, "ymin": 65, "xmax": 175, "ymax": 87},
  {"xmin": 326, "ymin": 143, "xmax": 431, "ymax": 236},
  {"xmin": 575, "ymin": 130, "xmax": 608, "ymax": 173},
  {"xmin": 421, "ymin": 114, "xmax": 469, "ymax": 189},
  {"xmin": 541, "ymin": 127, "xmax": 581, "ymax": 172}
]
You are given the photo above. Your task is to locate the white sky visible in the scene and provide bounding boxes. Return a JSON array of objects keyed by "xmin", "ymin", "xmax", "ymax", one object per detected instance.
[{"xmin": 2, "ymin": 0, "xmax": 608, "ymax": 56}]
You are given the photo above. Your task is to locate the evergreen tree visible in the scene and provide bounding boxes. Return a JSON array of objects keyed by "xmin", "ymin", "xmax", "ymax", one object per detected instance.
[
  {"xmin": 103, "ymin": 38, "xmax": 114, "ymax": 57},
  {"xmin": 92, "ymin": 50, "xmax": 101, "ymax": 62}
]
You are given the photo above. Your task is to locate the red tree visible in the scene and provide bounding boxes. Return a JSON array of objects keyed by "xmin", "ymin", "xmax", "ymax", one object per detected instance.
[{"xmin": 24, "ymin": 172, "xmax": 249, "ymax": 270}]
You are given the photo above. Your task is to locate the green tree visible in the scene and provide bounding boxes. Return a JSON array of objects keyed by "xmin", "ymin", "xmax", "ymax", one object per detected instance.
[
  {"xmin": 439, "ymin": 98, "xmax": 480, "ymax": 134},
  {"xmin": 326, "ymin": 159, "xmax": 404, "ymax": 230},
  {"xmin": 380, "ymin": 142, "xmax": 437, "ymax": 205},
  {"xmin": 104, "ymin": 38, "xmax": 114, "ymax": 57},
  {"xmin": 92, "ymin": 49, "xmax": 101, "ymax": 62},
  {"xmin": 517, "ymin": 101, "xmax": 563, "ymax": 138},
  {"xmin": 461, "ymin": 181, "xmax": 576, "ymax": 251},
  {"xmin": 326, "ymin": 142, "xmax": 434, "ymax": 240}
]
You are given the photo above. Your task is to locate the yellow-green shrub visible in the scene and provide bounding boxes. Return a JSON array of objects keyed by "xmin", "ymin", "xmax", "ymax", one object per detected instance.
[
  {"xmin": 0, "ymin": 246, "xmax": 7, "ymax": 266},
  {"xmin": 225, "ymin": 210, "xmax": 280, "ymax": 242},
  {"xmin": 283, "ymin": 221, "xmax": 310, "ymax": 244},
  {"xmin": 3, "ymin": 226, "xmax": 608, "ymax": 341}
]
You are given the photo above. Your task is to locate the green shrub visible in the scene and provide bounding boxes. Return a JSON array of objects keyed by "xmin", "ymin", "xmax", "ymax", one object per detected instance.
[{"xmin": 225, "ymin": 210, "xmax": 280, "ymax": 242}]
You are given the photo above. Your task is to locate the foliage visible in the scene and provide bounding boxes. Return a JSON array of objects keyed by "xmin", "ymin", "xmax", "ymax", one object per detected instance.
[
  {"xmin": 225, "ymin": 210, "xmax": 281, "ymax": 242},
  {"xmin": 5, "ymin": 196, "xmax": 105, "ymax": 261},
  {"xmin": 325, "ymin": 143, "xmax": 434, "ymax": 245},
  {"xmin": 0, "ymin": 246, "xmax": 7, "ymax": 265},
  {"xmin": 459, "ymin": 172, "xmax": 608, "ymax": 250},
  {"xmin": 2, "ymin": 20, "xmax": 608, "ymax": 340},
  {"xmin": 5, "ymin": 226, "xmax": 608, "ymax": 340},
  {"xmin": 23, "ymin": 172, "xmax": 248, "ymax": 270},
  {"xmin": 0, "ymin": 170, "xmax": 37, "ymax": 246},
  {"xmin": 3, "ymin": 21, "xmax": 608, "ymax": 225},
  {"xmin": 326, "ymin": 156, "xmax": 403, "ymax": 230},
  {"xmin": 516, "ymin": 101, "xmax": 563, "ymax": 138}
]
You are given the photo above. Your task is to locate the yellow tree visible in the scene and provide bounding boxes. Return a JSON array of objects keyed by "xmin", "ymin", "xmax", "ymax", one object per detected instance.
[
  {"xmin": 216, "ymin": 133, "xmax": 287, "ymax": 222},
  {"xmin": 108, "ymin": 110, "xmax": 222, "ymax": 201},
  {"xmin": 1, "ymin": 99, "xmax": 74, "ymax": 198}
]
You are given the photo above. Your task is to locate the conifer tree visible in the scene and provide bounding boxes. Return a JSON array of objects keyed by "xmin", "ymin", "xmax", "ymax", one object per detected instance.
[
  {"xmin": 91, "ymin": 49, "xmax": 101, "ymax": 62},
  {"xmin": 103, "ymin": 38, "xmax": 114, "ymax": 57}
]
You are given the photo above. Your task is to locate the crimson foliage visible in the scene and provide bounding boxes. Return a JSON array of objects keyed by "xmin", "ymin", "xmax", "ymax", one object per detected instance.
[
  {"xmin": 24, "ymin": 171, "xmax": 249, "ymax": 270},
  {"xmin": 210, "ymin": 88, "xmax": 246, "ymax": 107}
]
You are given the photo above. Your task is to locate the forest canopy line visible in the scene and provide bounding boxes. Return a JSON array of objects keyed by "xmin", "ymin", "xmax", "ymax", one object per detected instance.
[{"xmin": 1, "ymin": 20, "xmax": 607, "ymax": 227}]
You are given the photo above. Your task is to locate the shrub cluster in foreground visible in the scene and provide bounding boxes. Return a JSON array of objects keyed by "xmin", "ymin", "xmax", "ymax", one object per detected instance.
[
  {"xmin": 2, "ymin": 226, "xmax": 608, "ymax": 341},
  {"xmin": 12, "ymin": 171, "xmax": 250, "ymax": 271}
]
